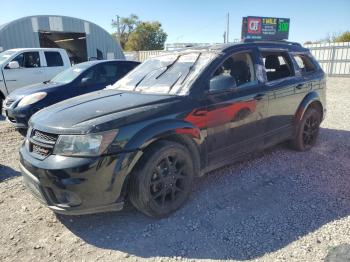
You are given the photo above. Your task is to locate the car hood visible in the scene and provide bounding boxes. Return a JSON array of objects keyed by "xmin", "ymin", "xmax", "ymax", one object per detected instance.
[
  {"xmin": 30, "ymin": 89, "xmax": 182, "ymax": 134},
  {"xmin": 7, "ymin": 82, "xmax": 65, "ymax": 98}
]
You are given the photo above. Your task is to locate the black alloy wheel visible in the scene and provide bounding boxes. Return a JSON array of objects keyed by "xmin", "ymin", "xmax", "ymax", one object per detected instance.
[
  {"xmin": 291, "ymin": 108, "xmax": 321, "ymax": 151},
  {"xmin": 150, "ymin": 154, "xmax": 189, "ymax": 208},
  {"xmin": 302, "ymin": 114, "xmax": 320, "ymax": 147},
  {"xmin": 129, "ymin": 141, "xmax": 194, "ymax": 218}
]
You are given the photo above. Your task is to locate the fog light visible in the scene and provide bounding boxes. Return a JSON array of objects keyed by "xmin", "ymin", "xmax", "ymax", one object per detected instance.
[{"xmin": 57, "ymin": 190, "xmax": 82, "ymax": 207}]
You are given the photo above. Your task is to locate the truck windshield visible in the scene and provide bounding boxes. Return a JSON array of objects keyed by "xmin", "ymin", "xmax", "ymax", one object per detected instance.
[
  {"xmin": 0, "ymin": 50, "xmax": 16, "ymax": 64},
  {"xmin": 110, "ymin": 52, "xmax": 217, "ymax": 95},
  {"xmin": 50, "ymin": 63, "xmax": 90, "ymax": 84}
]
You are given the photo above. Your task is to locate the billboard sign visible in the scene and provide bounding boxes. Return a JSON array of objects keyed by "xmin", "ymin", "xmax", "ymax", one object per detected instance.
[{"xmin": 242, "ymin": 16, "xmax": 290, "ymax": 41}]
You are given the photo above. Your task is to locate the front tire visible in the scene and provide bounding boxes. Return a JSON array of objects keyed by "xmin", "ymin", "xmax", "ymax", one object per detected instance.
[
  {"xmin": 0, "ymin": 98, "xmax": 3, "ymax": 117},
  {"xmin": 291, "ymin": 108, "xmax": 321, "ymax": 151},
  {"xmin": 129, "ymin": 141, "xmax": 194, "ymax": 218}
]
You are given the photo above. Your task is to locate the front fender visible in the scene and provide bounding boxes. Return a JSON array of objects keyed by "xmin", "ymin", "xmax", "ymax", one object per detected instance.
[
  {"xmin": 295, "ymin": 91, "xmax": 322, "ymax": 123},
  {"xmin": 125, "ymin": 119, "xmax": 202, "ymax": 151}
]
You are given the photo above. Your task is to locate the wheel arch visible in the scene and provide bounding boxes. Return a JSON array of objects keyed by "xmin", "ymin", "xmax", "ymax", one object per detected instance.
[
  {"xmin": 116, "ymin": 120, "xmax": 204, "ymax": 201},
  {"xmin": 125, "ymin": 119, "xmax": 203, "ymax": 175},
  {"xmin": 149, "ymin": 133, "xmax": 202, "ymax": 176},
  {"xmin": 295, "ymin": 91, "xmax": 324, "ymax": 124}
]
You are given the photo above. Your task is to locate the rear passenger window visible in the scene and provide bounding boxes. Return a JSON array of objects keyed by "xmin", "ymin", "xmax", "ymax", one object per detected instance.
[
  {"xmin": 293, "ymin": 54, "xmax": 316, "ymax": 73},
  {"xmin": 85, "ymin": 64, "xmax": 120, "ymax": 85},
  {"xmin": 262, "ymin": 52, "xmax": 294, "ymax": 82},
  {"xmin": 44, "ymin": 52, "xmax": 63, "ymax": 67},
  {"xmin": 100, "ymin": 64, "xmax": 120, "ymax": 82},
  {"xmin": 119, "ymin": 63, "xmax": 138, "ymax": 78}
]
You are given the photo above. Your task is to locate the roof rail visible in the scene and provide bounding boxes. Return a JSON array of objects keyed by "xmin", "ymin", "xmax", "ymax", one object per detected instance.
[{"xmin": 243, "ymin": 39, "xmax": 302, "ymax": 47}]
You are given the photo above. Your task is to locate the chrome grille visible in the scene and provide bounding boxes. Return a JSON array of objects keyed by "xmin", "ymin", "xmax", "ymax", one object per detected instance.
[
  {"xmin": 29, "ymin": 129, "xmax": 58, "ymax": 158},
  {"xmin": 33, "ymin": 130, "xmax": 58, "ymax": 144},
  {"xmin": 32, "ymin": 144, "xmax": 51, "ymax": 156}
]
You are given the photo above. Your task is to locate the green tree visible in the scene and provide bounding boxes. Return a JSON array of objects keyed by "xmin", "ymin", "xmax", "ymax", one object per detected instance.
[
  {"xmin": 124, "ymin": 22, "xmax": 167, "ymax": 51},
  {"xmin": 334, "ymin": 31, "xmax": 350, "ymax": 42},
  {"xmin": 111, "ymin": 14, "xmax": 140, "ymax": 49}
]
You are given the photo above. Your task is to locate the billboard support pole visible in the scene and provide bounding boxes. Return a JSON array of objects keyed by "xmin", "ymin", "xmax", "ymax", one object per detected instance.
[{"xmin": 226, "ymin": 13, "xmax": 230, "ymax": 43}]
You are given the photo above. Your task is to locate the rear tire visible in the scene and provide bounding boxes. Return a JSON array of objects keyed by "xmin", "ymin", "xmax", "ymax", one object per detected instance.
[
  {"xmin": 290, "ymin": 108, "xmax": 321, "ymax": 151},
  {"xmin": 129, "ymin": 141, "xmax": 194, "ymax": 218}
]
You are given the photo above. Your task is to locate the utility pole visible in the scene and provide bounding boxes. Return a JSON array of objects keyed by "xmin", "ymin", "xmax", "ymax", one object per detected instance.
[
  {"xmin": 223, "ymin": 31, "xmax": 226, "ymax": 43},
  {"xmin": 226, "ymin": 12, "xmax": 230, "ymax": 43},
  {"xmin": 116, "ymin": 15, "xmax": 121, "ymax": 39}
]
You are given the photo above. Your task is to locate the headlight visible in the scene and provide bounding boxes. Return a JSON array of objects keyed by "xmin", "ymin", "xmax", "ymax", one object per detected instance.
[
  {"xmin": 17, "ymin": 92, "xmax": 47, "ymax": 108},
  {"xmin": 53, "ymin": 130, "xmax": 118, "ymax": 157}
]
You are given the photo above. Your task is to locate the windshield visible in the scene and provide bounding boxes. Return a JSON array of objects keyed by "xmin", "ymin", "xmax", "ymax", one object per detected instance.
[
  {"xmin": 110, "ymin": 52, "xmax": 217, "ymax": 95},
  {"xmin": 0, "ymin": 50, "xmax": 16, "ymax": 64},
  {"xmin": 51, "ymin": 63, "xmax": 91, "ymax": 84}
]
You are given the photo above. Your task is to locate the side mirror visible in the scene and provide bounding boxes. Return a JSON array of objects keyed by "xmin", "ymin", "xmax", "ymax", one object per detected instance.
[
  {"xmin": 6, "ymin": 61, "xmax": 20, "ymax": 69},
  {"xmin": 209, "ymin": 74, "xmax": 237, "ymax": 93},
  {"xmin": 80, "ymin": 77, "xmax": 93, "ymax": 87}
]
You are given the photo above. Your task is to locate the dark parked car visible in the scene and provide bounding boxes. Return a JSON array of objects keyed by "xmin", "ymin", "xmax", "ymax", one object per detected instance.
[
  {"xmin": 19, "ymin": 40, "xmax": 326, "ymax": 218},
  {"xmin": 3, "ymin": 60, "xmax": 139, "ymax": 135}
]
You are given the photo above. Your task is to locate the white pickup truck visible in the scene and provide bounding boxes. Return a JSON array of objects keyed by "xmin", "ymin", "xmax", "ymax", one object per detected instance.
[{"xmin": 0, "ymin": 48, "xmax": 70, "ymax": 110}]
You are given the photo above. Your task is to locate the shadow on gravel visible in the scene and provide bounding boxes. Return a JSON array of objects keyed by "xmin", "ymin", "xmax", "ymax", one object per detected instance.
[
  {"xmin": 58, "ymin": 128, "xmax": 350, "ymax": 260},
  {"xmin": 0, "ymin": 165, "xmax": 21, "ymax": 182}
]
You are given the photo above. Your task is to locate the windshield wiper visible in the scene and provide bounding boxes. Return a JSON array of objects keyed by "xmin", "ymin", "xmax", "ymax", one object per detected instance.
[
  {"xmin": 133, "ymin": 67, "xmax": 164, "ymax": 91},
  {"xmin": 133, "ymin": 74, "xmax": 148, "ymax": 90},
  {"xmin": 155, "ymin": 55, "xmax": 181, "ymax": 80},
  {"xmin": 180, "ymin": 53, "xmax": 201, "ymax": 85},
  {"xmin": 168, "ymin": 73, "xmax": 183, "ymax": 93}
]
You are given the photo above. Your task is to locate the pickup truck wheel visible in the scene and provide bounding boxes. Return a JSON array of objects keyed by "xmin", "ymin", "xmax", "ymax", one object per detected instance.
[
  {"xmin": 129, "ymin": 141, "xmax": 194, "ymax": 218},
  {"xmin": 291, "ymin": 108, "xmax": 321, "ymax": 151}
]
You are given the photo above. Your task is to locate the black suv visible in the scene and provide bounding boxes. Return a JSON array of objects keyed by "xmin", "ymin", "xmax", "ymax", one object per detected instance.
[{"xmin": 19, "ymin": 41, "xmax": 326, "ymax": 218}]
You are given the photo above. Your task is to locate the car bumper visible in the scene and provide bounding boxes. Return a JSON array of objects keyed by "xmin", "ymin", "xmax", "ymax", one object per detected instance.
[
  {"xmin": 3, "ymin": 106, "xmax": 32, "ymax": 129},
  {"xmin": 19, "ymin": 144, "xmax": 139, "ymax": 215}
]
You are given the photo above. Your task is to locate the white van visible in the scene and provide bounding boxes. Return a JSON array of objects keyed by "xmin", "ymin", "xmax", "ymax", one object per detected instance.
[{"xmin": 0, "ymin": 48, "xmax": 70, "ymax": 109}]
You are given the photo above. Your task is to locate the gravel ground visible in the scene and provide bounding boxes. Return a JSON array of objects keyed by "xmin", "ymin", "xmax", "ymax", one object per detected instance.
[{"xmin": 0, "ymin": 77, "xmax": 349, "ymax": 262}]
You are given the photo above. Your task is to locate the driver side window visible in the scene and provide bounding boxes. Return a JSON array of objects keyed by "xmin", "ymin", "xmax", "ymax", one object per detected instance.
[
  {"xmin": 210, "ymin": 51, "xmax": 257, "ymax": 92},
  {"xmin": 11, "ymin": 52, "xmax": 41, "ymax": 68}
]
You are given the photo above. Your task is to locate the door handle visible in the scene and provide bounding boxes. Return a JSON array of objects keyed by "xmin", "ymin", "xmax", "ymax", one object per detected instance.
[
  {"xmin": 295, "ymin": 84, "xmax": 304, "ymax": 89},
  {"xmin": 254, "ymin": 93, "xmax": 266, "ymax": 101}
]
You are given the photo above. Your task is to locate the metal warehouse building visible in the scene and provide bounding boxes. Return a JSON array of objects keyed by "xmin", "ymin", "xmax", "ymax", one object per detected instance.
[{"xmin": 0, "ymin": 15, "xmax": 125, "ymax": 63}]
